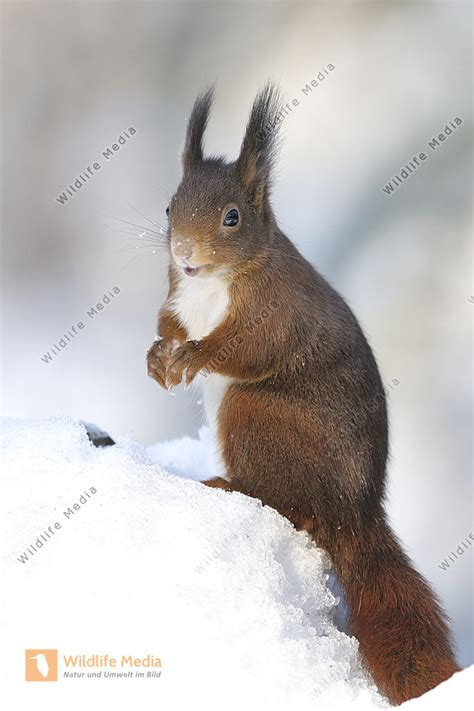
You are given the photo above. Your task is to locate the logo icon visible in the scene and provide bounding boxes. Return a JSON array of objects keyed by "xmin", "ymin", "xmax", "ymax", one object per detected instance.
[{"xmin": 25, "ymin": 649, "xmax": 58, "ymax": 681}]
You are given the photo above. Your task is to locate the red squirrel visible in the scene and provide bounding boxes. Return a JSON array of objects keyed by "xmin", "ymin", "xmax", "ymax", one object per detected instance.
[{"xmin": 147, "ymin": 84, "xmax": 459, "ymax": 704}]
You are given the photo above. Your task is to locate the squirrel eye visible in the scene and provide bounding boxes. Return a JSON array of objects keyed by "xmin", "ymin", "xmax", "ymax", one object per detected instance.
[
  {"xmin": 223, "ymin": 208, "xmax": 239, "ymax": 227},
  {"xmin": 165, "ymin": 205, "xmax": 170, "ymax": 218}
]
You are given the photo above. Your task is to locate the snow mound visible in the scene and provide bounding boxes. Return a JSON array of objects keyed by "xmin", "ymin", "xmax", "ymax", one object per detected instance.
[
  {"xmin": 147, "ymin": 424, "xmax": 222, "ymax": 481},
  {"xmin": 0, "ymin": 418, "xmax": 470, "ymax": 710}
]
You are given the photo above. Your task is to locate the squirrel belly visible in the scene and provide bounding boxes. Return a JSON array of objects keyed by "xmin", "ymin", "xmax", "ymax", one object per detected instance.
[{"xmin": 147, "ymin": 83, "xmax": 460, "ymax": 704}]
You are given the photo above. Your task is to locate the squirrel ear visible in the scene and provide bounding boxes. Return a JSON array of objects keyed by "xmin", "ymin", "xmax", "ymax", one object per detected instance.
[
  {"xmin": 236, "ymin": 82, "xmax": 282, "ymax": 216},
  {"xmin": 182, "ymin": 86, "xmax": 214, "ymax": 172}
]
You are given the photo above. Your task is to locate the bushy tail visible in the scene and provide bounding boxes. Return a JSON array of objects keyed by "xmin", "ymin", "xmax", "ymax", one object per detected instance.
[{"xmin": 320, "ymin": 518, "xmax": 460, "ymax": 704}]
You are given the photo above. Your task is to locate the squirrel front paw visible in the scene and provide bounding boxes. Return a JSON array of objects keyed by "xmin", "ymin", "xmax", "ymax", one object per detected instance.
[
  {"xmin": 166, "ymin": 340, "xmax": 206, "ymax": 388},
  {"xmin": 147, "ymin": 338, "xmax": 177, "ymax": 389}
]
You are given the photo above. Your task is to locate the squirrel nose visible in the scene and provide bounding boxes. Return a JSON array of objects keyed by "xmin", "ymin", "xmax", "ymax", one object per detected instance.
[{"xmin": 171, "ymin": 238, "xmax": 193, "ymax": 262}]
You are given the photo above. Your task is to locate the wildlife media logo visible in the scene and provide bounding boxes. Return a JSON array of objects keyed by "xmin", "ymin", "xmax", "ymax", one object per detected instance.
[
  {"xmin": 24, "ymin": 649, "xmax": 162, "ymax": 681},
  {"xmin": 25, "ymin": 649, "xmax": 58, "ymax": 681}
]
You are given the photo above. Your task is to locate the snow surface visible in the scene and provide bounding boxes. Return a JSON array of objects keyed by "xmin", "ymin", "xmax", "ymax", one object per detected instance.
[{"xmin": 0, "ymin": 417, "xmax": 471, "ymax": 710}]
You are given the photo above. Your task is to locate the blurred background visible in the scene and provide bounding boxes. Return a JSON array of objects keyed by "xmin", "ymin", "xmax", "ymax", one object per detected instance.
[{"xmin": 1, "ymin": 0, "xmax": 472, "ymax": 666}]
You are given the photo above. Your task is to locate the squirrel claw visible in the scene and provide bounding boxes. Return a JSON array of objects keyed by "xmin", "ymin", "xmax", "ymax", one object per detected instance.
[
  {"xmin": 166, "ymin": 340, "xmax": 204, "ymax": 388},
  {"xmin": 146, "ymin": 339, "xmax": 170, "ymax": 390}
]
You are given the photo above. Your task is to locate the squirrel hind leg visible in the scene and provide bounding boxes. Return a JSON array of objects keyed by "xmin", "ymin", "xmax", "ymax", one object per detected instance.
[{"xmin": 201, "ymin": 477, "xmax": 240, "ymax": 492}]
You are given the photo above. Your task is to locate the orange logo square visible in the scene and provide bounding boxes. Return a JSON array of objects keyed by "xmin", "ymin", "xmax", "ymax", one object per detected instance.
[{"xmin": 25, "ymin": 649, "xmax": 58, "ymax": 681}]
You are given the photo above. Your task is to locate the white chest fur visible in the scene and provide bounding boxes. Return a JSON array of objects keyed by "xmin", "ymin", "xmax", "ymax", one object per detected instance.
[
  {"xmin": 172, "ymin": 274, "xmax": 233, "ymax": 475},
  {"xmin": 172, "ymin": 273, "xmax": 230, "ymax": 341}
]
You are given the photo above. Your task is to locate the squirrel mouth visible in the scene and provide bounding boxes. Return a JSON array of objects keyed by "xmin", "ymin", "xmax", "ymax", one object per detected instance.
[{"xmin": 183, "ymin": 265, "xmax": 201, "ymax": 277}]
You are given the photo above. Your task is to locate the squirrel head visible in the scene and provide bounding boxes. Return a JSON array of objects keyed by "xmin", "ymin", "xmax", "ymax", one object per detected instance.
[{"xmin": 167, "ymin": 83, "xmax": 282, "ymax": 279}]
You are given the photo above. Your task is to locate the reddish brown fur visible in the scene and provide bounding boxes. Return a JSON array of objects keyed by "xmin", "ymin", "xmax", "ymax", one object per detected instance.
[{"xmin": 147, "ymin": 84, "xmax": 460, "ymax": 703}]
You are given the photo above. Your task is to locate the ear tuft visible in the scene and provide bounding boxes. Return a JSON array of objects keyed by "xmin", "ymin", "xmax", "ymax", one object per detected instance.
[
  {"xmin": 236, "ymin": 82, "xmax": 282, "ymax": 216},
  {"xmin": 182, "ymin": 86, "xmax": 214, "ymax": 172}
]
